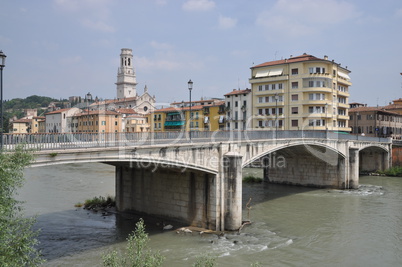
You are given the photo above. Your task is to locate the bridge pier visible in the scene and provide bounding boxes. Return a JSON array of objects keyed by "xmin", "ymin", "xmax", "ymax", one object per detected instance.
[
  {"xmin": 222, "ymin": 153, "xmax": 243, "ymax": 231},
  {"xmin": 348, "ymin": 148, "xmax": 359, "ymax": 189},
  {"xmin": 114, "ymin": 163, "xmax": 219, "ymax": 230}
]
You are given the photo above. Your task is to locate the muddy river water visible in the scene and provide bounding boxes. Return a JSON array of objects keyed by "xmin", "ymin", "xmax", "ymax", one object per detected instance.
[{"xmin": 20, "ymin": 163, "xmax": 402, "ymax": 266}]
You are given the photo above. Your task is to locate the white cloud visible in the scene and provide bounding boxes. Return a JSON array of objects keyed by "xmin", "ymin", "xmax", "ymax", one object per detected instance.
[
  {"xmin": 256, "ymin": 0, "xmax": 359, "ymax": 38},
  {"xmin": 218, "ymin": 15, "xmax": 237, "ymax": 29},
  {"xmin": 155, "ymin": 0, "xmax": 168, "ymax": 6},
  {"xmin": 182, "ymin": 0, "xmax": 215, "ymax": 11},
  {"xmin": 54, "ymin": 0, "xmax": 114, "ymax": 32},
  {"xmin": 135, "ymin": 56, "xmax": 181, "ymax": 71},
  {"xmin": 81, "ymin": 19, "xmax": 115, "ymax": 33},
  {"xmin": 150, "ymin": 41, "xmax": 174, "ymax": 50}
]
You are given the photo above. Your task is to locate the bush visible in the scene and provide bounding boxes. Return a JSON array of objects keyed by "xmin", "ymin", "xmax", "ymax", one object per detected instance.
[
  {"xmin": 0, "ymin": 146, "xmax": 44, "ymax": 266},
  {"xmin": 243, "ymin": 175, "xmax": 263, "ymax": 183},
  {"xmin": 102, "ymin": 218, "xmax": 164, "ymax": 266}
]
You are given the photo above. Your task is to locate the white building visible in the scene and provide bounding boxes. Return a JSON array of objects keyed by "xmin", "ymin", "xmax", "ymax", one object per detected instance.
[
  {"xmin": 45, "ymin": 107, "xmax": 80, "ymax": 133},
  {"xmin": 224, "ymin": 89, "xmax": 252, "ymax": 130}
]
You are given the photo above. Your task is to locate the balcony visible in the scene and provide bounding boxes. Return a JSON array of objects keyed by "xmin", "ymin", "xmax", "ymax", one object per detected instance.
[
  {"xmin": 337, "ymin": 90, "xmax": 350, "ymax": 97},
  {"xmin": 249, "ymin": 74, "xmax": 289, "ymax": 84},
  {"xmin": 302, "ymin": 100, "xmax": 328, "ymax": 105},
  {"xmin": 337, "ymin": 103, "xmax": 349, "ymax": 109},
  {"xmin": 255, "ymin": 89, "xmax": 284, "ymax": 95}
]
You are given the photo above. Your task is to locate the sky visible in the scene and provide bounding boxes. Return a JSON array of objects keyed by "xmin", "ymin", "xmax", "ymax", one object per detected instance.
[{"xmin": 0, "ymin": 0, "xmax": 401, "ymax": 106}]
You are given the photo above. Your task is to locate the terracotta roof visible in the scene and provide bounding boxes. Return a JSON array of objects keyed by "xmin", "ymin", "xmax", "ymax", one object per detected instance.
[
  {"xmin": 76, "ymin": 110, "xmax": 120, "ymax": 116},
  {"xmin": 12, "ymin": 118, "xmax": 31, "ymax": 123},
  {"xmin": 116, "ymin": 108, "xmax": 137, "ymax": 114},
  {"xmin": 251, "ymin": 53, "xmax": 349, "ymax": 72},
  {"xmin": 383, "ymin": 103, "xmax": 402, "ymax": 110},
  {"xmin": 171, "ymin": 99, "xmax": 223, "ymax": 105},
  {"xmin": 224, "ymin": 89, "xmax": 251, "ymax": 96},
  {"xmin": 155, "ymin": 101, "xmax": 225, "ymax": 113},
  {"xmin": 45, "ymin": 108, "xmax": 76, "ymax": 115},
  {"xmin": 33, "ymin": 116, "xmax": 45, "ymax": 119},
  {"xmin": 349, "ymin": 107, "xmax": 401, "ymax": 116},
  {"xmin": 91, "ymin": 97, "xmax": 137, "ymax": 106}
]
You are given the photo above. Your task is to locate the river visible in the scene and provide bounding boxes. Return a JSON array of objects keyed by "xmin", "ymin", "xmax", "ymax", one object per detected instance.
[{"xmin": 20, "ymin": 163, "xmax": 402, "ymax": 266}]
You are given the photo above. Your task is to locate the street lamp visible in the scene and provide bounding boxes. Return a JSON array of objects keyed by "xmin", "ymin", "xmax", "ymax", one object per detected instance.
[
  {"xmin": 86, "ymin": 92, "xmax": 92, "ymax": 133},
  {"xmin": 0, "ymin": 50, "xmax": 6, "ymax": 151},
  {"xmin": 188, "ymin": 79, "xmax": 193, "ymax": 141}
]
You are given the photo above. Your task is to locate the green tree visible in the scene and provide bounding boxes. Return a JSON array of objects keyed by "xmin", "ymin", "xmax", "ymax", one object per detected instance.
[
  {"xmin": 0, "ymin": 146, "xmax": 44, "ymax": 266},
  {"xmin": 102, "ymin": 218, "xmax": 164, "ymax": 267}
]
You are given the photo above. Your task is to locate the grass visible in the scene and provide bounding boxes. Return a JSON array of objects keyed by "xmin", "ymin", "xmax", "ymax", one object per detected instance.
[
  {"xmin": 243, "ymin": 175, "xmax": 263, "ymax": 183},
  {"xmin": 78, "ymin": 195, "xmax": 115, "ymax": 210}
]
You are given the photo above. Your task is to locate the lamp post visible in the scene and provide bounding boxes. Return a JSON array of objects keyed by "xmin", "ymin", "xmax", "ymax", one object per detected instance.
[
  {"xmin": 0, "ymin": 51, "xmax": 6, "ymax": 151},
  {"xmin": 188, "ymin": 79, "xmax": 193, "ymax": 141},
  {"xmin": 274, "ymin": 93, "xmax": 279, "ymax": 134},
  {"xmin": 86, "ymin": 92, "xmax": 92, "ymax": 133}
]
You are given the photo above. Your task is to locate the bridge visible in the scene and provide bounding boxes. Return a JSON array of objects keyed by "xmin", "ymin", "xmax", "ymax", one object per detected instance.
[{"xmin": 7, "ymin": 131, "xmax": 392, "ymax": 231}]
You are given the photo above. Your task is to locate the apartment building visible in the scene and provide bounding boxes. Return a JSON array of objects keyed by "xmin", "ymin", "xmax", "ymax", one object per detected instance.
[
  {"xmin": 349, "ymin": 106, "xmax": 402, "ymax": 139},
  {"xmin": 70, "ymin": 110, "xmax": 122, "ymax": 133},
  {"xmin": 249, "ymin": 53, "xmax": 351, "ymax": 131},
  {"xmin": 224, "ymin": 89, "xmax": 251, "ymax": 130},
  {"xmin": 45, "ymin": 107, "xmax": 80, "ymax": 133}
]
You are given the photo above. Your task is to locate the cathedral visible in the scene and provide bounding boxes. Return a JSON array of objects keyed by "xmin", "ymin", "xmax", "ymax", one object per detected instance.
[{"xmin": 91, "ymin": 48, "xmax": 155, "ymax": 114}]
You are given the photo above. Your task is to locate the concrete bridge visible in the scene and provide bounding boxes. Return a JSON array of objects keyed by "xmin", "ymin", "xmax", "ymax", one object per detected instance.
[{"xmin": 9, "ymin": 131, "xmax": 392, "ymax": 231}]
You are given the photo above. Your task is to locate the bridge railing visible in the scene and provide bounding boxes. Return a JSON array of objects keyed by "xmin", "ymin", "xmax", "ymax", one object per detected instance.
[{"xmin": 2, "ymin": 131, "xmax": 391, "ymax": 151}]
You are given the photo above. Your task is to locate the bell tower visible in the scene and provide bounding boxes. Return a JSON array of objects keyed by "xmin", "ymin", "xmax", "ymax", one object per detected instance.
[{"xmin": 116, "ymin": 48, "xmax": 137, "ymax": 99}]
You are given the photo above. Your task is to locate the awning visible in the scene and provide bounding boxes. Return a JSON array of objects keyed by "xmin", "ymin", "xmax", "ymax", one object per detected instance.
[
  {"xmin": 268, "ymin": 68, "xmax": 283, "ymax": 76},
  {"xmin": 255, "ymin": 70, "xmax": 269, "ymax": 78},
  {"xmin": 338, "ymin": 72, "xmax": 350, "ymax": 80},
  {"xmin": 164, "ymin": 121, "xmax": 184, "ymax": 126},
  {"xmin": 167, "ymin": 112, "xmax": 180, "ymax": 116}
]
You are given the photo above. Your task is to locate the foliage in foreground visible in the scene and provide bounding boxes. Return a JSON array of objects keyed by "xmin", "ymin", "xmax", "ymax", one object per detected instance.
[
  {"xmin": 0, "ymin": 146, "xmax": 44, "ymax": 266},
  {"xmin": 102, "ymin": 218, "xmax": 164, "ymax": 267},
  {"xmin": 192, "ymin": 254, "xmax": 217, "ymax": 267}
]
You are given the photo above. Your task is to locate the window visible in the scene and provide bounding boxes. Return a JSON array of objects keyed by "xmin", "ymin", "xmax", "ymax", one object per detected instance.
[
  {"xmin": 309, "ymin": 93, "xmax": 325, "ymax": 100},
  {"xmin": 278, "ymin": 83, "xmax": 283, "ymax": 89},
  {"xmin": 258, "ymin": 109, "xmax": 263, "ymax": 115},
  {"xmin": 291, "ymin": 107, "xmax": 298, "ymax": 114},
  {"xmin": 101, "ymin": 121, "xmax": 106, "ymax": 125},
  {"xmin": 115, "ymin": 121, "xmax": 118, "ymax": 126},
  {"xmin": 292, "ymin": 82, "xmax": 298, "ymax": 89},
  {"xmin": 235, "ymin": 101, "xmax": 238, "ymax": 107},
  {"xmin": 258, "ymin": 85, "xmax": 263, "ymax": 91},
  {"xmin": 291, "ymin": 120, "xmax": 298, "ymax": 127},
  {"xmin": 291, "ymin": 94, "xmax": 298, "ymax": 101},
  {"xmin": 258, "ymin": 97, "xmax": 264, "ymax": 103},
  {"xmin": 258, "ymin": 121, "xmax": 263, "ymax": 127},
  {"xmin": 265, "ymin": 85, "xmax": 269, "ymax": 91},
  {"xmin": 272, "ymin": 84, "xmax": 276, "ymax": 90},
  {"xmin": 291, "ymin": 68, "xmax": 298, "ymax": 75},
  {"xmin": 309, "ymin": 67, "xmax": 325, "ymax": 74}
]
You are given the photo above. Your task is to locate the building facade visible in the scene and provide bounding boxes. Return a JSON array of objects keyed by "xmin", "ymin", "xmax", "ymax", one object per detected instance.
[
  {"xmin": 224, "ymin": 89, "xmax": 251, "ymax": 130},
  {"xmin": 70, "ymin": 110, "xmax": 122, "ymax": 133},
  {"xmin": 249, "ymin": 53, "xmax": 351, "ymax": 132},
  {"xmin": 45, "ymin": 107, "xmax": 80, "ymax": 133},
  {"xmin": 349, "ymin": 106, "xmax": 402, "ymax": 139},
  {"xmin": 150, "ymin": 99, "xmax": 226, "ymax": 132}
]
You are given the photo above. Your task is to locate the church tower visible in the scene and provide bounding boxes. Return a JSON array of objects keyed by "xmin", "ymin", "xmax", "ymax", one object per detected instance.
[{"xmin": 116, "ymin": 48, "xmax": 137, "ymax": 99}]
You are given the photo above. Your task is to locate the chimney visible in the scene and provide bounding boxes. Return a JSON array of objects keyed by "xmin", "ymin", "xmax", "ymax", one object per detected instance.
[{"xmin": 324, "ymin": 55, "xmax": 328, "ymax": 60}]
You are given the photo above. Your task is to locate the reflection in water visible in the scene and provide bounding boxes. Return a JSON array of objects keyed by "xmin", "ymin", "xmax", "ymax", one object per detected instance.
[{"xmin": 20, "ymin": 164, "xmax": 402, "ymax": 267}]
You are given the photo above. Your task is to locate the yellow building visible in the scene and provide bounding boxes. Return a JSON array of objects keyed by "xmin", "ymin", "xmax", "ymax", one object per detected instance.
[
  {"xmin": 124, "ymin": 114, "xmax": 150, "ymax": 132},
  {"xmin": 31, "ymin": 116, "xmax": 45, "ymax": 133},
  {"xmin": 71, "ymin": 110, "xmax": 122, "ymax": 133},
  {"xmin": 150, "ymin": 100, "xmax": 226, "ymax": 132},
  {"xmin": 10, "ymin": 118, "xmax": 31, "ymax": 133},
  {"xmin": 249, "ymin": 53, "xmax": 351, "ymax": 132}
]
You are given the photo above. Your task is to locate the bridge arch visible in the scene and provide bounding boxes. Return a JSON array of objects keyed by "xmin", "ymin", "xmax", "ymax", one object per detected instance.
[
  {"xmin": 358, "ymin": 145, "xmax": 390, "ymax": 173},
  {"xmin": 243, "ymin": 143, "xmax": 348, "ymax": 189}
]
